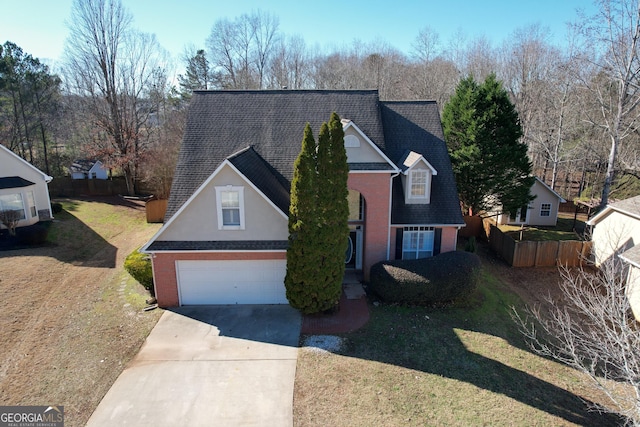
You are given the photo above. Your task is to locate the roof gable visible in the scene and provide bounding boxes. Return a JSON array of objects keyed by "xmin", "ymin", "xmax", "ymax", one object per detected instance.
[
  {"xmin": 144, "ymin": 153, "xmax": 287, "ymax": 250},
  {"xmin": 533, "ymin": 177, "xmax": 566, "ymax": 202},
  {"xmin": 588, "ymin": 194, "xmax": 640, "ymax": 225},
  {"xmin": 342, "ymin": 119, "xmax": 398, "ymax": 171},
  {"xmin": 0, "ymin": 144, "xmax": 52, "ymax": 182},
  {"xmin": 399, "ymin": 150, "xmax": 438, "ymax": 175}
]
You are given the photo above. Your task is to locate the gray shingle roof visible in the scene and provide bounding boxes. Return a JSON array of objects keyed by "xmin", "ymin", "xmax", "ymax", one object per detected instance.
[
  {"xmin": 228, "ymin": 147, "xmax": 290, "ymax": 215},
  {"xmin": 166, "ymin": 90, "xmax": 386, "ymax": 220},
  {"xmin": 609, "ymin": 195, "xmax": 640, "ymax": 220},
  {"xmin": 381, "ymin": 102, "xmax": 464, "ymax": 225},
  {"xmin": 165, "ymin": 90, "xmax": 463, "ymax": 227},
  {"xmin": 146, "ymin": 240, "xmax": 288, "ymax": 251}
]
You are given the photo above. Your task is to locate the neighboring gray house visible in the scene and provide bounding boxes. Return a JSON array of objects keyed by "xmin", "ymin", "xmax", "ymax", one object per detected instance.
[
  {"xmin": 0, "ymin": 144, "xmax": 54, "ymax": 228},
  {"xmin": 142, "ymin": 90, "xmax": 465, "ymax": 307},
  {"xmin": 496, "ymin": 177, "xmax": 566, "ymax": 227},
  {"xmin": 69, "ymin": 159, "xmax": 108, "ymax": 180}
]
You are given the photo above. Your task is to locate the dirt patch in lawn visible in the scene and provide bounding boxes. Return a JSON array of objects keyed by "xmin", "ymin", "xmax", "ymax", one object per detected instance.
[{"xmin": 0, "ymin": 197, "xmax": 162, "ymax": 427}]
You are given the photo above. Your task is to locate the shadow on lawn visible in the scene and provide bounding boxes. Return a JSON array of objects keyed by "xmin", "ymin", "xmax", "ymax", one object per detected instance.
[
  {"xmin": 0, "ymin": 204, "xmax": 117, "ymax": 268},
  {"xmin": 339, "ymin": 299, "xmax": 620, "ymax": 426},
  {"xmin": 335, "ymin": 242, "xmax": 621, "ymax": 426}
]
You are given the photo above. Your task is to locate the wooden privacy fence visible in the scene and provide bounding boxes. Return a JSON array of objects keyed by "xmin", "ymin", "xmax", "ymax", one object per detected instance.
[
  {"xmin": 488, "ymin": 224, "xmax": 592, "ymax": 267},
  {"xmin": 146, "ymin": 199, "xmax": 168, "ymax": 223}
]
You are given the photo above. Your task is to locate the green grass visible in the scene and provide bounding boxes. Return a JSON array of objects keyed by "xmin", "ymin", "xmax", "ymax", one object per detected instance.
[
  {"xmin": 499, "ymin": 217, "xmax": 585, "ymax": 241},
  {"xmin": 295, "ymin": 266, "xmax": 619, "ymax": 426}
]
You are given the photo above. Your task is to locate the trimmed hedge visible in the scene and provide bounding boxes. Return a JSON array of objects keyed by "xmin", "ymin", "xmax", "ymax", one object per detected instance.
[
  {"xmin": 124, "ymin": 248, "xmax": 154, "ymax": 295},
  {"xmin": 369, "ymin": 251, "xmax": 482, "ymax": 305},
  {"xmin": 51, "ymin": 202, "xmax": 63, "ymax": 214}
]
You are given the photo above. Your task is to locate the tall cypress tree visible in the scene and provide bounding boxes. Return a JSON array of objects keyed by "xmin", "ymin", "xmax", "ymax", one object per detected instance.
[
  {"xmin": 285, "ymin": 113, "xmax": 349, "ymax": 314},
  {"xmin": 285, "ymin": 123, "xmax": 320, "ymax": 311}
]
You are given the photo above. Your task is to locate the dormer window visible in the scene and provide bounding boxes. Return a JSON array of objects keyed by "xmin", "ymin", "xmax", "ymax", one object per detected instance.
[
  {"xmin": 410, "ymin": 170, "xmax": 427, "ymax": 198},
  {"xmin": 401, "ymin": 151, "xmax": 437, "ymax": 205}
]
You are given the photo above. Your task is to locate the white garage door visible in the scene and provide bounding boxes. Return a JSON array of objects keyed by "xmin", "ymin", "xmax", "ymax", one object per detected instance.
[{"xmin": 176, "ymin": 260, "xmax": 288, "ymax": 305}]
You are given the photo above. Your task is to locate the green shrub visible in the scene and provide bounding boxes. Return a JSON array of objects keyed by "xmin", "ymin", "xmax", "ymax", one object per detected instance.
[
  {"xmin": 124, "ymin": 248, "xmax": 154, "ymax": 295},
  {"xmin": 369, "ymin": 251, "xmax": 482, "ymax": 305},
  {"xmin": 51, "ymin": 202, "xmax": 63, "ymax": 214},
  {"xmin": 464, "ymin": 236, "xmax": 477, "ymax": 253}
]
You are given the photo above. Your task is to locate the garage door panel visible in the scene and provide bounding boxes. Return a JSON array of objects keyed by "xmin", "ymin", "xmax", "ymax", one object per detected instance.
[{"xmin": 176, "ymin": 260, "xmax": 288, "ymax": 305}]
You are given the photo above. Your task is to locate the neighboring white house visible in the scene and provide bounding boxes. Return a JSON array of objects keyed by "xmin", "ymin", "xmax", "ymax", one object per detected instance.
[
  {"xmin": 587, "ymin": 195, "xmax": 640, "ymax": 319},
  {"xmin": 496, "ymin": 177, "xmax": 566, "ymax": 226},
  {"xmin": 69, "ymin": 159, "xmax": 108, "ymax": 180},
  {"xmin": 0, "ymin": 144, "xmax": 54, "ymax": 228}
]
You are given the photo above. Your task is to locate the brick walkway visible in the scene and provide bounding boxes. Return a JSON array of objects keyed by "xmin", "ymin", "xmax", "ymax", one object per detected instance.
[{"xmin": 301, "ymin": 285, "xmax": 370, "ymax": 334}]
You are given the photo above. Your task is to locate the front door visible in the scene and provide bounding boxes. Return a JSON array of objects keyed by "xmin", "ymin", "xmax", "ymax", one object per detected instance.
[{"xmin": 345, "ymin": 227, "xmax": 363, "ymax": 270}]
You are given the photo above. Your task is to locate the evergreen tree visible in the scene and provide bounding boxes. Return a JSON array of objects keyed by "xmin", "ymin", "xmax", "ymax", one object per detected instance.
[
  {"xmin": 178, "ymin": 49, "xmax": 215, "ymax": 100},
  {"xmin": 285, "ymin": 123, "xmax": 321, "ymax": 311},
  {"xmin": 285, "ymin": 113, "xmax": 349, "ymax": 314},
  {"xmin": 442, "ymin": 74, "xmax": 534, "ymax": 215}
]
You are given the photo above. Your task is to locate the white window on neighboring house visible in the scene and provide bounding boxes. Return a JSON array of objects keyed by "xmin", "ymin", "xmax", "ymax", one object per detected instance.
[
  {"xmin": 27, "ymin": 191, "xmax": 36, "ymax": 217},
  {"xmin": 0, "ymin": 193, "xmax": 26, "ymax": 220},
  {"xmin": 402, "ymin": 226, "xmax": 434, "ymax": 260},
  {"xmin": 540, "ymin": 203, "xmax": 551, "ymax": 217},
  {"xmin": 216, "ymin": 186, "xmax": 245, "ymax": 230},
  {"xmin": 409, "ymin": 170, "xmax": 427, "ymax": 199}
]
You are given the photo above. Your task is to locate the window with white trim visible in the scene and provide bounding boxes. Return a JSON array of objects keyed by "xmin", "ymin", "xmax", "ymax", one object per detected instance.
[
  {"xmin": 0, "ymin": 193, "xmax": 26, "ymax": 220},
  {"xmin": 402, "ymin": 226, "xmax": 434, "ymax": 259},
  {"xmin": 215, "ymin": 186, "xmax": 245, "ymax": 230},
  {"xmin": 409, "ymin": 170, "xmax": 427, "ymax": 199},
  {"xmin": 27, "ymin": 191, "xmax": 36, "ymax": 217},
  {"xmin": 344, "ymin": 135, "xmax": 360, "ymax": 147},
  {"xmin": 540, "ymin": 203, "xmax": 551, "ymax": 217}
]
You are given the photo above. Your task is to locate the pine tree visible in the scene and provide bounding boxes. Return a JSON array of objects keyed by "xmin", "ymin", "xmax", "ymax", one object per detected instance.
[{"xmin": 442, "ymin": 74, "xmax": 534, "ymax": 215}]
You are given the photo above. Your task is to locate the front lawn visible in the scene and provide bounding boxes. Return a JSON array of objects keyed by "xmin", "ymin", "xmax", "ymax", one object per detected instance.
[
  {"xmin": 0, "ymin": 197, "xmax": 161, "ymax": 427},
  {"xmin": 294, "ymin": 251, "xmax": 618, "ymax": 426}
]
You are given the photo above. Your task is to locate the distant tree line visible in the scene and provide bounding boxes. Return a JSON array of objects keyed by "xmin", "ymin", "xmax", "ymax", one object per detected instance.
[{"xmin": 1, "ymin": 0, "xmax": 639, "ymax": 206}]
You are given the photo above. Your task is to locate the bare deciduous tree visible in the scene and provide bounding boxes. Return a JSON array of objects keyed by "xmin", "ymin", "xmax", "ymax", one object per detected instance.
[
  {"xmin": 0, "ymin": 210, "xmax": 21, "ymax": 236},
  {"xmin": 64, "ymin": 0, "xmax": 168, "ymax": 195},
  {"xmin": 514, "ymin": 259, "xmax": 640, "ymax": 425},
  {"xmin": 206, "ymin": 10, "xmax": 280, "ymax": 89},
  {"xmin": 572, "ymin": 0, "xmax": 640, "ymax": 208}
]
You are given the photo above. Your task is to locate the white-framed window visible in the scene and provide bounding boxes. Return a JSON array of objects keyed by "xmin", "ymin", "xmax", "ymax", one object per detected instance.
[
  {"xmin": 27, "ymin": 191, "xmax": 36, "ymax": 217},
  {"xmin": 0, "ymin": 193, "xmax": 26, "ymax": 220},
  {"xmin": 409, "ymin": 170, "xmax": 428, "ymax": 199},
  {"xmin": 344, "ymin": 135, "xmax": 360, "ymax": 147},
  {"xmin": 402, "ymin": 226, "xmax": 434, "ymax": 260},
  {"xmin": 540, "ymin": 203, "xmax": 551, "ymax": 217},
  {"xmin": 215, "ymin": 186, "xmax": 245, "ymax": 230}
]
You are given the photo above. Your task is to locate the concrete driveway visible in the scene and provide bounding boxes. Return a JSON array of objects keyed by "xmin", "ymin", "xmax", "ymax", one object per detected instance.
[{"xmin": 86, "ymin": 305, "xmax": 301, "ymax": 427}]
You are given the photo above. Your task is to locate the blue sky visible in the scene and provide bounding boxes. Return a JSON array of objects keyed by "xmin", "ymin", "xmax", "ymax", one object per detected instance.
[{"xmin": 2, "ymin": 0, "xmax": 595, "ymax": 68}]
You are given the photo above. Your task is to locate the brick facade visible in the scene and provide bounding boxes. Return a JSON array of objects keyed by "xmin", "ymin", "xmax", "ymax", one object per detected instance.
[
  {"xmin": 348, "ymin": 173, "xmax": 393, "ymax": 280},
  {"xmin": 152, "ymin": 251, "xmax": 286, "ymax": 307}
]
